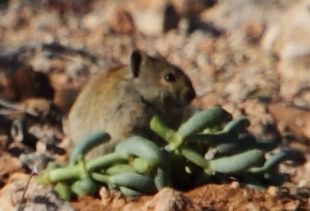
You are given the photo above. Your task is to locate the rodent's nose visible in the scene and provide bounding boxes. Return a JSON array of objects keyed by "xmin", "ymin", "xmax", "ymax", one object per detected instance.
[{"xmin": 185, "ymin": 89, "xmax": 196, "ymax": 102}]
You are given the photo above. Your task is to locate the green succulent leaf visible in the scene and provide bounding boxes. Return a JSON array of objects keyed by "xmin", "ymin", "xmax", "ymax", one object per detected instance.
[
  {"xmin": 70, "ymin": 132, "xmax": 111, "ymax": 165},
  {"xmin": 106, "ymin": 164, "xmax": 135, "ymax": 175},
  {"xmin": 115, "ymin": 136, "xmax": 165, "ymax": 166},
  {"xmin": 180, "ymin": 147, "xmax": 209, "ymax": 168},
  {"xmin": 110, "ymin": 172, "xmax": 156, "ymax": 194},
  {"xmin": 48, "ymin": 164, "xmax": 83, "ymax": 183},
  {"xmin": 208, "ymin": 149, "xmax": 264, "ymax": 174},
  {"xmin": 71, "ymin": 177, "xmax": 98, "ymax": 197},
  {"xmin": 223, "ymin": 117, "xmax": 250, "ymax": 134},
  {"xmin": 54, "ymin": 183, "xmax": 73, "ymax": 201},
  {"xmin": 154, "ymin": 167, "xmax": 171, "ymax": 190},
  {"xmin": 150, "ymin": 116, "xmax": 177, "ymax": 141},
  {"xmin": 249, "ymin": 149, "xmax": 300, "ymax": 173},
  {"xmin": 131, "ymin": 157, "xmax": 157, "ymax": 174},
  {"xmin": 119, "ymin": 186, "xmax": 143, "ymax": 197},
  {"xmin": 93, "ymin": 171, "xmax": 156, "ymax": 194},
  {"xmin": 86, "ymin": 152, "xmax": 129, "ymax": 171},
  {"xmin": 178, "ymin": 107, "xmax": 232, "ymax": 139}
]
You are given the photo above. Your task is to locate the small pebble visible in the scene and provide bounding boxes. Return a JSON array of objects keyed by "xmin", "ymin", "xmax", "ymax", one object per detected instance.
[
  {"xmin": 267, "ymin": 186, "xmax": 278, "ymax": 197},
  {"xmin": 230, "ymin": 181, "xmax": 240, "ymax": 189}
]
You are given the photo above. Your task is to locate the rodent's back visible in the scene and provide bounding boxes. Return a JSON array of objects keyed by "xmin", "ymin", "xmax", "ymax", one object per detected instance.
[{"xmin": 68, "ymin": 67, "xmax": 143, "ymax": 147}]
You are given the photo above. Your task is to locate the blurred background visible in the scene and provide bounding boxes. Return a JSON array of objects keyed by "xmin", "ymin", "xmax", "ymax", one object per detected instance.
[
  {"xmin": 0, "ymin": 0, "xmax": 309, "ymax": 141},
  {"xmin": 0, "ymin": 0, "xmax": 309, "ymax": 209},
  {"xmin": 0, "ymin": 0, "xmax": 309, "ymax": 108}
]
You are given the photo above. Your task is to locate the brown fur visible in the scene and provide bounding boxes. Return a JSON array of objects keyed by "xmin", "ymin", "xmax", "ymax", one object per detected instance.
[{"xmin": 68, "ymin": 50, "xmax": 196, "ymax": 158}]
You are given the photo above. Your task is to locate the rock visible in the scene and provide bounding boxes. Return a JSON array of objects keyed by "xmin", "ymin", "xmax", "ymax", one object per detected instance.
[
  {"xmin": 99, "ymin": 187, "xmax": 199, "ymax": 211},
  {"xmin": 268, "ymin": 103, "xmax": 310, "ymax": 140},
  {"xmin": 0, "ymin": 173, "xmax": 73, "ymax": 211},
  {"xmin": 262, "ymin": 0, "xmax": 310, "ymax": 106}
]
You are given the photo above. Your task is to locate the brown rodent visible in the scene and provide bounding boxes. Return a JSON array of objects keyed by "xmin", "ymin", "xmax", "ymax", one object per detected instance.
[{"xmin": 67, "ymin": 50, "xmax": 196, "ymax": 158}]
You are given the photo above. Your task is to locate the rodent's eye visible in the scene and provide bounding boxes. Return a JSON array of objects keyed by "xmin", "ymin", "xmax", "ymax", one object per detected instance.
[{"xmin": 164, "ymin": 73, "xmax": 176, "ymax": 83}]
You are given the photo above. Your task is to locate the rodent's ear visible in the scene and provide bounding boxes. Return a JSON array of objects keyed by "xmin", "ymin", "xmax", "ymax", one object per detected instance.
[{"xmin": 130, "ymin": 50, "xmax": 142, "ymax": 78}]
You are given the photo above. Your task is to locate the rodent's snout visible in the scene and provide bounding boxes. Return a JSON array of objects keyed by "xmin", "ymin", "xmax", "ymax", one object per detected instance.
[{"xmin": 184, "ymin": 88, "xmax": 196, "ymax": 103}]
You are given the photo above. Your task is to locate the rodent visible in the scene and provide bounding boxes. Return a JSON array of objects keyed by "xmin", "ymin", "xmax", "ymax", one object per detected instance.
[{"xmin": 67, "ymin": 50, "xmax": 196, "ymax": 158}]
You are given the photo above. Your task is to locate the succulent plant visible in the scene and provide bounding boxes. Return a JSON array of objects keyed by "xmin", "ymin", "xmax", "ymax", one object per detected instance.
[{"xmin": 39, "ymin": 106, "xmax": 301, "ymax": 200}]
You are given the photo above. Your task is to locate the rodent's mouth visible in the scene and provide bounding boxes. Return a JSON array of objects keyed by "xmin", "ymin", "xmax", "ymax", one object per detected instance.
[
  {"xmin": 175, "ymin": 94, "xmax": 195, "ymax": 106},
  {"xmin": 185, "ymin": 90, "xmax": 196, "ymax": 102},
  {"xmin": 180, "ymin": 89, "xmax": 196, "ymax": 105},
  {"xmin": 165, "ymin": 91, "xmax": 195, "ymax": 107}
]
